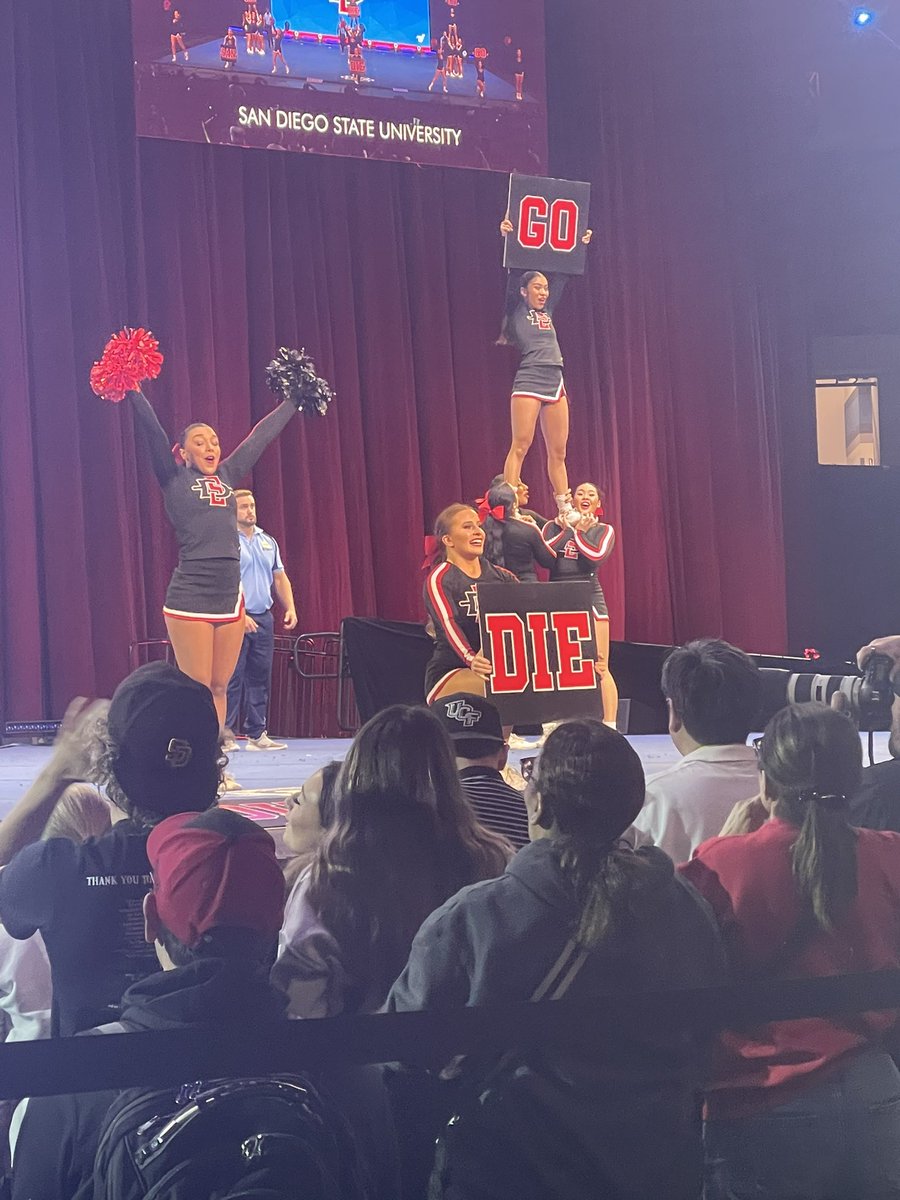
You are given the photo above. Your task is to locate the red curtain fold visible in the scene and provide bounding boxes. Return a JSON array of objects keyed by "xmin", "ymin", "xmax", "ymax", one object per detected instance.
[{"xmin": 0, "ymin": 0, "xmax": 793, "ymax": 724}]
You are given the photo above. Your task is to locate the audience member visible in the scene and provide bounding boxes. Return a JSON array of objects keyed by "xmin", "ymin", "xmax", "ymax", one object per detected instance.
[
  {"xmin": 387, "ymin": 719, "xmax": 725, "ymax": 1200},
  {"xmin": 431, "ymin": 693, "xmax": 530, "ymax": 849},
  {"xmin": 0, "ymin": 785, "xmax": 112, "ymax": 1045},
  {"xmin": 281, "ymin": 761, "xmax": 340, "ymax": 890},
  {"xmin": 11, "ymin": 807, "xmax": 397, "ymax": 1200},
  {"xmin": 0, "ymin": 663, "xmax": 220, "ymax": 1035},
  {"xmin": 681, "ymin": 702, "xmax": 900, "ymax": 1199},
  {"xmin": 631, "ymin": 638, "xmax": 761, "ymax": 862},
  {"xmin": 847, "ymin": 634, "xmax": 900, "ymax": 831},
  {"xmin": 272, "ymin": 704, "xmax": 511, "ymax": 1019}
]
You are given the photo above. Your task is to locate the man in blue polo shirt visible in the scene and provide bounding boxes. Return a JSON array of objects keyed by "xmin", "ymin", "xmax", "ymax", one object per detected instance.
[{"xmin": 224, "ymin": 490, "xmax": 298, "ymax": 751}]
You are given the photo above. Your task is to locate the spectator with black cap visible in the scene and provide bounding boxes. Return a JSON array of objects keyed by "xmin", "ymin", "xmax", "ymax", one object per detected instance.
[
  {"xmin": 0, "ymin": 661, "xmax": 221, "ymax": 1036},
  {"xmin": 431, "ymin": 692, "xmax": 530, "ymax": 849}
]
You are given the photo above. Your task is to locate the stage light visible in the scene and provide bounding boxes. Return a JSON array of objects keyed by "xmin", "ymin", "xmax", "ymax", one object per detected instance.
[{"xmin": 852, "ymin": 6, "xmax": 875, "ymax": 27}]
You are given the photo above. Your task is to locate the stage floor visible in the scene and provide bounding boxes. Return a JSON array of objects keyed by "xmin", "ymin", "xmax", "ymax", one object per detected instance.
[
  {"xmin": 1, "ymin": 733, "xmax": 892, "ymax": 857},
  {"xmin": 156, "ymin": 39, "xmax": 521, "ymax": 104}
]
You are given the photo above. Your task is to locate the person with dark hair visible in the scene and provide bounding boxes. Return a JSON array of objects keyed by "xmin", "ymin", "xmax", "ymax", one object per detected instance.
[
  {"xmin": 423, "ymin": 503, "xmax": 518, "ymax": 703},
  {"xmin": 169, "ymin": 8, "xmax": 188, "ymax": 61},
  {"xmin": 479, "ymin": 480, "xmax": 556, "ymax": 583},
  {"xmin": 10, "ymin": 806, "xmax": 396, "ymax": 1200},
  {"xmin": 544, "ymin": 480, "xmax": 618, "ymax": 726},
  {"xmin": 281, "ymin": 761, "xmax": 341, "ymax": 889},
  {"xmin": 431, "ymin": 693, "xmax": 530, "ymax": 849},
  {"xmin": 387, "ymin": 719, "xmax": 724, "ymax": 1200},
  {"xmin": 0, "ymin": 662, "xmax": 220, "ymax": 1036},
  {"xmin": 272, "ymin": 704, "xmax": 510, "ymax": 1020},
  {"xmin": 271, "ymin": 20, "xmax": 289, "ymax": 72},
  {"xmin": 681, "ymin": 703, "xmax": 900, "ymax": 1199},
  {"xmin": 631, "ymin": 637, "xmax": 762, "ymax": 863},
  {"xmin": 118, "ymin": 388, "xmax": 298, "ymax": 729},
  {"xmin": 497, "ymin": 216, "xmax": 592, "ymax": 525}
]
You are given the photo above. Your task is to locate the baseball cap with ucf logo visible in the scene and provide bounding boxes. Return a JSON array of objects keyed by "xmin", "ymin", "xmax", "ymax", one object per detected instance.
[{"xmin": 431, "ymin": 692, "xmax": 505, "ymax": 746}]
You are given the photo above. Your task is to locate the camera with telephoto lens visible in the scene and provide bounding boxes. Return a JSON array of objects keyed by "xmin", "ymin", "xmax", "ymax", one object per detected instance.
[{"xmin": 758, "ymin": 653, "xmax": 895, "ymax": 731}]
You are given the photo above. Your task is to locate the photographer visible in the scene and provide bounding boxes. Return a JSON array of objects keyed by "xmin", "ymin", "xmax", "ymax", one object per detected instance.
[{"xmin": 852, "ymin": 636, "xmax": 900, "ymax": 832}]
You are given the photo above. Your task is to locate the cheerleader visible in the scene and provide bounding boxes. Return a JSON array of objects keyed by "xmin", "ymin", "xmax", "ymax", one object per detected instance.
[
  {"xmin": 479, "ymin": 480, "xmax": 555, "ymax": 583},
  {"xmin": 220, "ymin": 27, "xmax": 238, "ymax": 69},
  {"xmin": 124, "ymin": 391, "xmax": 298, "ymax": 729},
  {"xmin": 242, "ymin": 8, "xmax": 254, "ymax": 55},
  {"xmin": 498, "ymin": 215, "xmax": 592, "ymax": 525},
  {"xmin": 170, "ymin": 10, "xmax": 188, "ymax": 62},
  {"xmin": 474, "ymin": 49, "xmax": 487, "ymax": 98},
  {"xmin": 543, "ymin": 482, "xmax": 619, "ymax": 725},
  {"xmin": 271, "ymin": 21, "xmax": 289, "ymax": 73},
  {"xmin": 428, "ymin": 33, "xmax": 448, "ymax": 93},
  {"xmin": 423, "ymin": 504, "xmax": 518, "ymax": 703},
  {"xmin": 514, "ymin": 45, "xmax": 524, "ymax": 100},
  {"xmin": 446, "ymin": 21, "xmax": 463, "ymax": 78}
]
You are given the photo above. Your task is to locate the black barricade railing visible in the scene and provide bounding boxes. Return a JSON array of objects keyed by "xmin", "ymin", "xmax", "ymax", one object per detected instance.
[{"xmin": 2, "ymin": 970, "xmax": 899, "ymax": 1100}]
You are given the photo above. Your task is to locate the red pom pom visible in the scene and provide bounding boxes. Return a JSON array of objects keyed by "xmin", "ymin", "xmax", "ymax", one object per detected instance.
[{"xmin": 90, "ymin": 327, "xmax": 164, "ymax": 403}]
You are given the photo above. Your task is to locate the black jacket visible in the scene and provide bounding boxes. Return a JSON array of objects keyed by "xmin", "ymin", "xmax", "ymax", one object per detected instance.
[
  {"xmin": 387, "ymin": 838, "xmax": 725, "ymax": 1200},
  {"xmin": 12, "ymin": 958, "xmax": 398, "ymax": 1200}
]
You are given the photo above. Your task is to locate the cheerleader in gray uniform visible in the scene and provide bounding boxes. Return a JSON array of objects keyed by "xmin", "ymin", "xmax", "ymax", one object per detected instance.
[
  {"xmin": 498, "ymin": 215, "xmax": 592, "ymax": 525},
  {"xmin": 127, "ymin": 390, "xmax": 297, "ymax": 729}
]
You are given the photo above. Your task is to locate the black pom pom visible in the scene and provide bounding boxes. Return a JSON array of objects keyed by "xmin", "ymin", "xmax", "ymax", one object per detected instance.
[{"xmin": 265, "ymin": 347, "xmax": 334, "ymax": 416}]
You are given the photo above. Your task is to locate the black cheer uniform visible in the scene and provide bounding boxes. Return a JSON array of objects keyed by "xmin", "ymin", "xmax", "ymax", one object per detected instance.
[
  {"xmin": 507, "ymin": 272, "xmax": 569, "ymax": 403},
  {"xmin": 423, "ymin": 559, "xmax": 518, "ymax": 700},
  {"xmin": 129, "ymin": 392, "xmax": 296, "ymax": 621},
  {"xmin": 544, "ymin": 519, "xmax": 615, "ymax": 617},
  {"xmin": 488, "ymin": 517, "xmax": 556, "ymax": 583}
]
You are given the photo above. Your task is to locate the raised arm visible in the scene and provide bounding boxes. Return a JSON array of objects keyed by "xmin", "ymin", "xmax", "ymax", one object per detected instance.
[
  {"xmin": 127, "ymin": 390, "xmax": 178, "ymax": 486},
  {"xmin": 220, "ymin": 399, "xmax": 296, "ymax": 483}
]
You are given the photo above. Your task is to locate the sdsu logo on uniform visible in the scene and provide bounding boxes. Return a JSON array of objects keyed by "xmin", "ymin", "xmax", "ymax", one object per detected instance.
[
  {"xmin": 527, "ymin": 310, "xmax": 554, "ymax": 331},
  {"xmin": 459, "ymin": 587, "xmax": 479, "ymax": 618},
  {"xmin": 444, "ymin": 699, "xmax": 480, "ymax": 727},
  {"xmin": 190, "ymin": 475, "xmax": 233, "ymax": 507},
  {"xmin": 563, "ymin": 540, "xmax": 580, "ymax": 559}
]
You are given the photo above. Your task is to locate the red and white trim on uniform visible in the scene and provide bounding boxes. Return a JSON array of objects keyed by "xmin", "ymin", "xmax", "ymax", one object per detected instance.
[
  {"xmin": 592, "ymin": 609, "xmax": 610, "ymax": 621},
  {"xmin": 163, "ymin": 592, "xmax": 245, "ymax": 624},
  {"xmin": 511, "ymin": 377, "xmax": 566, "ymax": 406},
  {"xmin": 426, "ymin": 668, "xmax": 474, "ymax": 705},
  {"xmin": 574, "ymin": 524, "xmax": 615, "ymax": 562},
  {"xmin": 426, "ymin": 562, "xmax": 476, "ymax": 665}
]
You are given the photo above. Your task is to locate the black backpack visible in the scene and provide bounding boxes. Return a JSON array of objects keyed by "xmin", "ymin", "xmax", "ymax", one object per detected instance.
[{"xmin": 92, "ymin": 1075, "xmax": 366, "ymax": 1200}]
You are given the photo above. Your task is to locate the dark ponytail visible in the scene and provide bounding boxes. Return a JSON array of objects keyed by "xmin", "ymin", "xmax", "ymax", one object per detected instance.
[
  {"xmin": 759, "ymin": 703, "xmax": 862, "ymax": 930},
  {"xmin": 533, "ymin": 720, "xmax": 645, "ymax": 947},
  {"xmin": 496, "ymin": 270, "xmax": 543, "ymax": 346},
  {"xmin": 481, "ymin": 482, "xmax": 517, "ymax": 569}
]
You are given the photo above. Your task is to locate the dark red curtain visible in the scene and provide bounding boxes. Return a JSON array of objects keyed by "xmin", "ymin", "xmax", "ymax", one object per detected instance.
[{"xmin": 0, "ymin": 0, "xmax": 795, "ymax": 723}]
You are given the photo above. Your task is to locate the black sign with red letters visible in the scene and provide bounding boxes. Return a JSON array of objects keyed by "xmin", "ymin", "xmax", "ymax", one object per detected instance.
[
  {"xmin": 503, "ymin": 173, "xmax": 592, "ymax": 276},
  {"xmin": 477, "ymin": 581, "xmax": 602, "ymax": 724}
]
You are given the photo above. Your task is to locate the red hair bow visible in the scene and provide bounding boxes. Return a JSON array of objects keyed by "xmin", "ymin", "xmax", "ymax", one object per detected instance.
[
  {"xmin": 475, "ymin": 496, "xmax": 505, "ymax": 523},
  {"xmin": 421, "ymin": 534, "xmax": 441, "ymax": 571}
]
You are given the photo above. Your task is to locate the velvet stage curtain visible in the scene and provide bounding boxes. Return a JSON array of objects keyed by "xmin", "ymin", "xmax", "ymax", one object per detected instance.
[{"xmin": 0, "ymin": 0, "xmax": 793, "ymax": 724}]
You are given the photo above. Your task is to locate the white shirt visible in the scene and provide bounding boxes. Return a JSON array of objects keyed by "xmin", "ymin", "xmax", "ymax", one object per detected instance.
[{"xmin": 630, "ymin": 743, "xmax": 759, "ymax": 865}]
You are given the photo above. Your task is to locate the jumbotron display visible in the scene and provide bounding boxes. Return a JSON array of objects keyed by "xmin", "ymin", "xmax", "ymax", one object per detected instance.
[{"xmin": 132, "ymin": 0, "xmax": 547, "ymax": 172}]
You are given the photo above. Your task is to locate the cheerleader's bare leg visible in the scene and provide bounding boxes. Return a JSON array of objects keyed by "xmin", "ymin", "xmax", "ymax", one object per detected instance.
[
  {"xmin": 503, "ymin": 393, "xmax": 541, "ymax": 488},
  {"xmin": 210, "ymin": 617, "xmax": 249, "ymax": 730},
  {"xmin": 428, "ymin": 669, "xmax": 486, "ymax": 702},
  {"xmin": 538, "ymin": 394, "xmax": 570, "ymax": 499},
  {"xmin": 594, "ymin": 615, "xmax": 619, "ymax": 725}
]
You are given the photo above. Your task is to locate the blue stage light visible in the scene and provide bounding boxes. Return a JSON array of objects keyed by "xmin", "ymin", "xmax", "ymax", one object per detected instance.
[{"xmin": 852, "ymin": 7, "xmax": 875, "ymax": 26}]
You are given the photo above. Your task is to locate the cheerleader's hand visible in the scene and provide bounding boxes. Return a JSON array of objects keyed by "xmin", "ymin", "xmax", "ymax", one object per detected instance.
[
  {"xmin": 470, "ymin": 652, "xmax": 493, "ymax": 678},
  {"xmin": 581, "ymin": 228, "xmax": 593, "ymax": 245},
  {"xmin": 500, "ymin": 216, "xmax": 514, "ymax": 236}
]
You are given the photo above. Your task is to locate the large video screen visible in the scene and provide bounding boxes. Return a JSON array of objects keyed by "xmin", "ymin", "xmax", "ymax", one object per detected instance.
[{"xmin": 132, "ymin": 0, "xmax": 547, "ymax": 172}]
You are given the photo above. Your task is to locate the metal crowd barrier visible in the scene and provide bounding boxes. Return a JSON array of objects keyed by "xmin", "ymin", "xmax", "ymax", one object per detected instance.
[{"xmin": 2, "ymin": 970, "xmax": 899, "ymax": 1100}]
